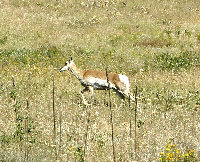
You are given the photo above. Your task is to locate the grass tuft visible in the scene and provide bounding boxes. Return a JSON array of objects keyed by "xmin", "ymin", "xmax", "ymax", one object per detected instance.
[{"xmin": 1, "ymin": 0, "xmax": 200, "ymax": 161}]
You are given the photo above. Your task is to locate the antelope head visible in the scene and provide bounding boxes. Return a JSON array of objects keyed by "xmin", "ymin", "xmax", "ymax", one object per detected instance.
[{"xmin": 60, "ymin": 56, "xmax": 73, "ymax": 72}]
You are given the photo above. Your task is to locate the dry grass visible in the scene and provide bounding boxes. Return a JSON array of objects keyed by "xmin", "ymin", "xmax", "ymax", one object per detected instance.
[{"xmin": 1, "ymin": 0, "xmax": 200, "ymax": 161}]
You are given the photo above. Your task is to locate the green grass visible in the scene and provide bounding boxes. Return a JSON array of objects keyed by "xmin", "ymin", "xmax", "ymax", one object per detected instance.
[{"xmin": 1, "ymin": 0, "xmax": 200, "ymax": 161}]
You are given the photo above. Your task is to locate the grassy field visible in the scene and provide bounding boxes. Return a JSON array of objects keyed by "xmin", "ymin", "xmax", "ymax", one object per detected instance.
[{"xmin": 1, "ymin": 0, "xmax": 200, "ymax": 161}]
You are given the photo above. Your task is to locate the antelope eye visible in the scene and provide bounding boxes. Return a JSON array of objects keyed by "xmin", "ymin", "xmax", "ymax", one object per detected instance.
[{"xmin": 65, "ymin": 62, "xmax": 68, "ymax": 65}]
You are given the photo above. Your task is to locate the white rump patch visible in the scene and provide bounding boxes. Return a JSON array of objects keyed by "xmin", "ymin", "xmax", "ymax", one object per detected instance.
[{"xmin": 119, "ymin": 74, "xmax": 130, "ymax": 86}]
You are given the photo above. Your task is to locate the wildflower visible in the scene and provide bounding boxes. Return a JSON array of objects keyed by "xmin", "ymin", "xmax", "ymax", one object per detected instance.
[
  {"xmin": 166, "ymin": 152, "xmax": 170, "ymax": 157},
  {"xmin": 159, "ymin": 142, "xmax": 196, "ymax": 161},
  {"xmin": 69, "ymin": 147, "xmax": 75, "ymax": 150},
  {"xmin": 160, "ymin": 152, "xmax": 164, "ymax": 155},
  {"xmin": 189, "ymin": 150, "xmax": 195, "ymax": 155},
  {"xmin": 183, "ymin": 153, "xmax": 189, "ymax": 157},
  {"xmin": 169, "ymin": 153, "xmax": 174, "ymax": 158}
]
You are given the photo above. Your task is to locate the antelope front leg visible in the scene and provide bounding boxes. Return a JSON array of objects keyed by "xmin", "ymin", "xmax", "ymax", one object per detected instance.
[
  {"xmin": 81, "ymin": 87, "xmax": 89, "ymax": 105},
  {"xmin": 88, "ymin": 86, "xmax": 94, "ymax": 100},
  {"xmin": 81, "ymin": 86, "xmax": 94, "ymax": 105}
]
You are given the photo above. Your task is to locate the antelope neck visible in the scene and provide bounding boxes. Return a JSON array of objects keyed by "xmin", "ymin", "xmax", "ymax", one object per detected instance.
[{"xmin": 70, "ymin": 63, "xmax": 84, "ymax": 81}]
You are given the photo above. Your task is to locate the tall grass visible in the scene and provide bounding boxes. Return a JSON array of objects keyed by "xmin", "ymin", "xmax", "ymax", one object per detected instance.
[{"xmin": 1, "ymin": 0, "xmax": 200, "ymax": 161}]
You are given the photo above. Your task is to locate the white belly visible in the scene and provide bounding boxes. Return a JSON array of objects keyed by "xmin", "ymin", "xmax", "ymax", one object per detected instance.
[{"xmin": 85, "ymin": 78, "xmax": 113, "ymax": 89}]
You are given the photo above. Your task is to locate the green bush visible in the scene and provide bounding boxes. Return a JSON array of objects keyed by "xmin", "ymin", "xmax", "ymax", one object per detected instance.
[{"xmin": 153, "ymin": 51, "xmax": 199, "ymax": 71}]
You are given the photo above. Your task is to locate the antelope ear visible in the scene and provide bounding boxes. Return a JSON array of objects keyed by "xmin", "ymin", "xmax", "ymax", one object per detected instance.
[{"xmin": 70, "ymin": 56, "xmax": 73, "ymax": 61}]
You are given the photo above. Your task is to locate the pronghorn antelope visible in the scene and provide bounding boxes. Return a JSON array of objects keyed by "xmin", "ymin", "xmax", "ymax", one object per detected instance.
[{"xmin": 60, "ymin": 57, "xmax": 134, "ymax": 104}]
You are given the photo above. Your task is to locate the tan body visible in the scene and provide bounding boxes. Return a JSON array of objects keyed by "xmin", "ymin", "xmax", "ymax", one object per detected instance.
[{"xmin": 60, "ymin": 57, "xmax": 134, "ymax": 104}]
